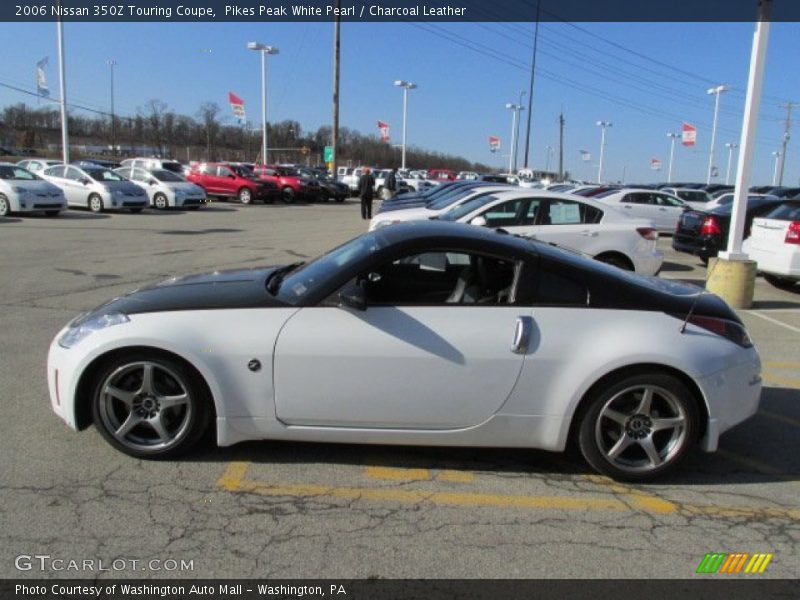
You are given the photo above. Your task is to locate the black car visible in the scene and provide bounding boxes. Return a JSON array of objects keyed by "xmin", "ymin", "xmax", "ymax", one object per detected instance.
[
  {"xmin": 672, "ymin": 196, "xmax": 784, "ymax": 263},
  {"xmin": 297, "ymin": 167, "xmax": 349, "ymax": 202}
]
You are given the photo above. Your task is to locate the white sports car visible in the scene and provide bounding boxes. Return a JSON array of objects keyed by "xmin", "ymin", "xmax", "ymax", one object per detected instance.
[{"xmin": 47, "ymin": 222, "xmax": 762, "ymax": 480}]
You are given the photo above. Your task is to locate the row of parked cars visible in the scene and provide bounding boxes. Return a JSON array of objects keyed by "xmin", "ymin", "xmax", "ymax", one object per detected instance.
[{"xmin": 368, "ymin": 179, "xmax": 800, "ymax": 289}]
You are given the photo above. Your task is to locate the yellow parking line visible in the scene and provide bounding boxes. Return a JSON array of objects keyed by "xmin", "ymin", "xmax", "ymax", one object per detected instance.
[
  {"xmin": 763, "ymin": 374, "xmax": 800, "ymax": 389},
  {"xmin": 364, "ymin": 466, "xmax": 430, "ymax": 481},
  {"xmin": 217, "ymin": 461, "xmax": 250, "ymax": 491},
  {"xmin": 760, "ymin": 409, "xmax": 800, "ymax": 429},
  {"xmin": 583, "ymin": 474, "xmax": 677, "ymax": 514},
  {"xmin": 438, "ymin": 470, "xmax": 476, "ymax": 483},
  {"xmin": 763, "ymin": 361, "xmax": 800, "ymax": 369}
]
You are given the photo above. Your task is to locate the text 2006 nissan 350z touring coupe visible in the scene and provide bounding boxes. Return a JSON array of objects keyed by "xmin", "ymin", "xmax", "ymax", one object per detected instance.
[{"xmin": 47, "ymin": 222, "xmax": 761, "ymax": 481}]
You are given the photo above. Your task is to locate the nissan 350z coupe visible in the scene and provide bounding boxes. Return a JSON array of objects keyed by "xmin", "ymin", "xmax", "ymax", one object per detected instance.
[{"xmin": 47, "ymin": 222, "xmax": 762, "ymax": 481}]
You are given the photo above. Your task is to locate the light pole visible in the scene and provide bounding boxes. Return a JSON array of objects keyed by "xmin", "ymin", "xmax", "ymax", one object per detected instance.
[
  {"xmin": 247, "ymin": 42, "xmax": 279, "ymax": 165},
  {"xmin": 666, "ymin": 132, "xmax": 680, "ymax": 183},
  {"xmin": 596, "ymin": 120, "xmax": 612, "ymax": 183},
  {"xmin": 505, "ymin": 103, "xmax": 524, "ymax": 174},
  {"xmin": 544, "ymin": 145, "xmax": 553, "ymax": 172},
  {"xmin": 394, "ymin": 80, "xmax": 417, "ymax": 170},
  {"xmin": 724, "ymin": 142, "xmax": 738, "ymax": 185},
  {"xmin": 56, "ymin": 9, "xmax": 69, "ymax": 164},
  {"xmin": 107, "ymin": 59, "xmax": 116, "ymax": 155},
  {"xmin": 706, "ymin": 84, "xmax": 730, "ymax": 183},
  {"xmin": 515, "ymin": 90, "xmax": 526, "ymax": 173},
  {"xmin": 771, "ymin": 150, "xmax": 782, "ymax": 186}
]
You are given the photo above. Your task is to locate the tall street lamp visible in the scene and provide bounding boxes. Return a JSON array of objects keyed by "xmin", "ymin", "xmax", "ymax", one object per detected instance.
[
  {"xmin": 706, "ymin": 84, "xmax": 730, "ymax": 184},
  {"xmin": 666, "ymin": 132, "xmax": 680, "ymax": 183},
  {"xmin": 394, "ymin": 80, "xmax": 417, "ymax": 170},
  {"xmin": 247, "ymin": 42, "xmax": 279, "ymax": 165},
  {"xmin": 544, "ymin": 145, "xmax": 553, "ymax": 172},
  {"xmin": 724, "ymin": 142, "xmax": 739, "ymax": 185},
  {"xmin": 596, "ymin": 120, "xmax": 612, "ymax": 183},
  {"xmin": 771, "ymin": 150, "xmax": 782, "ymax": 186},
  {"xmin": 107, "ymin": 59, "xmax": 116, "ymax": 155},
  {"xmin": 505, "ymin": 103, "xmax": 524, "ymax": 174}
]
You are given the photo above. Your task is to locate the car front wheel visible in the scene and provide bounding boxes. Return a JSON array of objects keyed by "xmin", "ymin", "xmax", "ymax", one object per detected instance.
[
  {"xmin": 577, "ymin": 372, "xmax": 699, "ymax": 481},
  {"xmin": 88, "ymin": 194, "xmax": 104, "ymax": 213},
  {"xmin": 238, "ymin": 188, "xmax": 253, "ymax": 205},
  {"xmin": 153, "ymin": 193, "xmax": 169, "ymax": 210},
  {"xmin": 0, "ymin": 194, "xmax": 11, "ymax": 216},
  {"xmin": 91, "ymin": 354, "xmax": 212, "ymax": 459},
  {"xmin": 282, "ymin": 187, "xmax": 296, "ymax": 204}
]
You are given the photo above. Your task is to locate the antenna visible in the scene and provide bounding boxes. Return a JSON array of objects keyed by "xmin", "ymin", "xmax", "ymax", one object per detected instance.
[{"xmin": 680, "ymin": 258, "xmax": 720, "ymax": 333}]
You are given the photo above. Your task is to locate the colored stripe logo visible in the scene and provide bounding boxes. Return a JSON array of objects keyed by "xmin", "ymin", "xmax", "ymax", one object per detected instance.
[{"xmin": 697, "ymin": 553, "xmax": 773, "ymax": 574}]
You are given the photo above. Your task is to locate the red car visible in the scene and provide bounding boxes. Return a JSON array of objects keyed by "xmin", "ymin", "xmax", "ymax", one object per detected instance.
[
  {"xmin": 427, "ymin": 169, "xmax": 457, "ymax": 182},
  {"xmin": 186, "ymin": 162, "xmax": 279, "ymax": 204},
  {"xmin": 252, "ymin": 165, "xmax": 323, "ymax": 203}
]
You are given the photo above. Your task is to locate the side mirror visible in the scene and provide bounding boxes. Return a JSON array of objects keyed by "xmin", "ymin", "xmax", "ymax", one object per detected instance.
[
  {"xmin": 339, "ymin": 280, "xmax": 367, "ymax": 312},
  {"xmin": 470, "ymin": 216, "xmax": 487, "ymax": 227},
  {"xmin": 81, "ymin": 178, "xmax": 91, "ymax": 185}
]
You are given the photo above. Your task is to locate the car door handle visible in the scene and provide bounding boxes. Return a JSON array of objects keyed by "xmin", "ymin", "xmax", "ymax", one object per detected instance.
[
  {"xmin": 623, "ymin": 205, "xmax": 633, "ymax": 208},
  {"xmin": 580, "ymin": 230, "xmax": 598, "ymax": 237},
  {"xmin": 511, "ymin": 316, "xmax": 533, "ymax": 354},
  {"xmin": 658, "ymin": 208, "xmax": 667, "ymax": 211}
]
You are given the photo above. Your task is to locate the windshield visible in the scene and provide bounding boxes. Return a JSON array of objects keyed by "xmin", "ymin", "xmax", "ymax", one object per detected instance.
[
  {"xmin": 714, "ymin": 197, "xmax": 775, "ymax": 215},
  {"xmin": 277, "ymin": 232, "xmax": 388, "ymax": 302},
  {"xmin": 277, "ymin": 167, "xmax": 300, "ymax": 177},
  {"xmin": 438, "ymin": 194, "xmax": 501, "ymax": 222},
  {"xmin": 231, "ymin": 165, "xmax": 254, "ymax": 177},
  {"xmin": 0, "ymin": 165, "xmax": 39, "ymax": 180},
  {"xmin": 85, "ymin": 168, "xmax": 124, "ymax": 182},
  {"xmin": 153, "ymin": 169, "xmax": 186, "ymax": 182}
]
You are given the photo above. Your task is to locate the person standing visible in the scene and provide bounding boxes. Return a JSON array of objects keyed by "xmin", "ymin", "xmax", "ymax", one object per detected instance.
[
  {"xmin": 384, "ymin": 167, "xmax": 398, "ymax": 200},
  {"xmin": 358, "ymin": 167, "xmax": 376, "ymax": 220}
]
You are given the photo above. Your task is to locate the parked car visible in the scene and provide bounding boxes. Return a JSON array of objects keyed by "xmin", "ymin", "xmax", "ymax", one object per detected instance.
[
  {"xmin": 761, "ymin": 186, "xmax": 800, "ymax": 200},
  {"xmin": 186, "ymin": 163, "xmax": 278, "ymax": 204},
  {"xmin": 0, "ymin": 162, "xmax": 66, "ymax": 217},
  {"xmin": 251, "ymin": 165, "xmax": 322, "ymax": 203},
  {"xmin": 743, "ymin": 200, "xmax": 800, "ymax": 289},
  {"xmin": 73, "ymin": 159, "xmax": 122, "ymax": 170},
  {"xmin": 337, "ymin": 166, "xmax": 369, "ymax": 194},
  {"xmin": 379, "ymin": 181, "xmax": 501, "ymax": 213},
  {"xmin": 17, "ymin": 158, "xmax": 63, "ymax": 173},
  {"xmin": 672, "ymin": 196, "xmax": 784, "ymax": 264},
  {"xmin": 46, "ymin": 221, "xmax": 760, "ymax": 480},
  {"xmin": 457, "ymin": 171, "xmax": 480, "ymax": 180},
  {"xmin": 115, "ymin": 167, "xmax": 207, "ymax": 209},
  {"xmin": 120, "ymin": 157, "xmax": 185, "ymax": 175},
  {"xmin": 693, "ymin": 192, "xmax": 777, "ymax": 213},
  {"xmin": 382, "ymin": 189, "xmax": 663, "ymax": 275},
  {"xmin": 428, "ymin": 169, "xmax": 457, "ymax": 182},
  {"xmin": 40, "ymin": 164, "xmax": 148, "ymax": 213},
  {"xmin": 595, "ymin": 189, "xmax": 688, "ymax": 232},
  {"xmin": 372, "ymin": 169, "xmax": 409, "ymax": 199},
  {"xmin": 296, "ymin": 167, "xmax": 349, "ymax": 202},
  {"xmin": 660, "ymin": 188, "xmax": 714, "ymax": 210},
  {"xmin": 370, "ymin": 185, "xmax": 514, "ymax": 230}
]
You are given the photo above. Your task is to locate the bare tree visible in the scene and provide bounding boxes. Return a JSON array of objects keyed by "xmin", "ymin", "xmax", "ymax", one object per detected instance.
[{"xmin": 196, "ymin": 102, "xmax": 221, "ymax": 161}]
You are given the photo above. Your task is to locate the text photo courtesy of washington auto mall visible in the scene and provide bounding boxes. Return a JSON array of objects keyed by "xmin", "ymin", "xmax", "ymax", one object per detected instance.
[{"xmin": 1, "ymin": 1, "xmax": 799, "ymax": 599}]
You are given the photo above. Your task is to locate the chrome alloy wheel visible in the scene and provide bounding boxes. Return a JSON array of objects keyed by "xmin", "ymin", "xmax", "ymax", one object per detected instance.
[
  {"xmin": 594, "ymin": 384, "xmax": 688, "ymax": 474},
  {"xmin": 97, "ymin": 361, "xmax": 193, "ymax": 453}
]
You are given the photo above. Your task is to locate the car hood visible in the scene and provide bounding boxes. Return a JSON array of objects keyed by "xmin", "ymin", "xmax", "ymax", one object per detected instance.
[{"xmin": 84, "ymin": 266, "xmax": 291, "ymax": 317}]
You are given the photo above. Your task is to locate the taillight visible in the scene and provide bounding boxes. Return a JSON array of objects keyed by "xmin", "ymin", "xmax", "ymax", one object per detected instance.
[
  {"xmin": 682, "ymin": 315, "xmax": 753, "ymax": 348},
  {"xmin": 700, "ymin": 215, "xmax": 722, "ymax": 236},
  {"xmin": 636, "ymin": 227, "xmax": 657, "ymax": 240},
  {"xmin": 785, "ymin": 221, "xmax": 800, "ymax": 245}
]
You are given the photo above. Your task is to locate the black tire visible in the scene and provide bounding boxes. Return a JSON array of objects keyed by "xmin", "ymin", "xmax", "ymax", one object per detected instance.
[
  {"xmin": 153, "ymin": 193, "xmax": 169, "ymax": 210},
  {"xmin": 282, "ymin": 187, "xmax": 296, "ymax": 204},
  {"xmin": 700, "ymin": 256, "xmax": 709, "ymax": 266},
  {"xmin": 0, "ymin": 194, "xmax": 10, "ymax": 217},
  {"xmin": 321, "ymin": 189, "xmax": 330, "ymax": 203},
  {"xmin": 577, "ymin": 372, "xmax": 699, "ymax": 482},
  {"xmin": 91, "ymin": 352, "xmax": 213, "ymax": 459},
  {"xmin": 88, "ymin": 194, "xmax": 104, "ymax": 213},
  {"xmin": 44, "ymin": 210, "xmax": 61, "ymax": 217},
  {"xmin": 335, "ymin": 195, "xmax": 345, "ymax": 203},
  {"xmin": 595, "ymin": 254, "xmax": 633, "ymax": 271},
  {"xmin": 237, "ymin": 188, "xmax": 253, "ymax": 205},
  {"xmin": 763, "ymin": 274, "xmax": 797, "ymax": 290}
]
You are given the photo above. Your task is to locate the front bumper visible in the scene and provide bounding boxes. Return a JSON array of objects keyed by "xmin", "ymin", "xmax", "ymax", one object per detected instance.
[{"xmin": 47, "ymin": 330, "xmax": 84, "ymax": 429}]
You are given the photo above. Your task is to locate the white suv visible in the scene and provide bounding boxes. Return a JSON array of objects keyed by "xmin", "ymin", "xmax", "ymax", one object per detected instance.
[{"xmin": 0, "ymin": 162, "xmax": 66, "ymax": 217}]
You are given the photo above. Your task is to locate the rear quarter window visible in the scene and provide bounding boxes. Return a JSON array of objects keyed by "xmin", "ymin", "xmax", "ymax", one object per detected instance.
[{"xmin": 764, "ymin": 202, "xmax": 800, "ymax": 221}]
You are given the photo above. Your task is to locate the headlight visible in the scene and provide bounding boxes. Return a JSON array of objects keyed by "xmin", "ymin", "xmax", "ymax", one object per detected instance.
[{"xmin": 58, "ymin": 312, "xmax": 130, "ymax": 349}]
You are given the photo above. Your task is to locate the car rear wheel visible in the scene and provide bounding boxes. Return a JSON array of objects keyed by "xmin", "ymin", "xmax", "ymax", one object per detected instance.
[
  {"xmin": 91, "ymin": 354, "xmax": 212, "ymax": 459},
  {"xmin": 282, "ymin": 187, "xmax": 296, "ymax": 204},
  {"xmin": 763, "ymin": 274, "xmax": 797, "ymax": 290},
  {"xmin": 237, "ymin": 188, "xmax": 253, "ymax": 205},
  {"xmin": 88, "ymin": 194, "xmax": 104, "ymax": 213},
  {"xmin": 577, "ymin": 372, "xmax": 699, "ymax": 481},
  {"xmin": 153, "ymin": 193, "xmax": 169, "ymax": 210},
  {"xmin": 0, "ymin": 195, "xmax": 11, "ymax": 216}
]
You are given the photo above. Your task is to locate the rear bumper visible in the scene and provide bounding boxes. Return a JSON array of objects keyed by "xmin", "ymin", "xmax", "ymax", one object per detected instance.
[
  {"xmin": 743, "ymin": 239, "xmax": 800, "ymax": 279},
  {"xmin": 672, "ymin": 234, "xmax": 720, "ymax": 259}
]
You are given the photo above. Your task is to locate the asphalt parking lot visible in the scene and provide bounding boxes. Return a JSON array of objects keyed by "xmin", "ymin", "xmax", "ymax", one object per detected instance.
[{"xmin": 1, "ymin": 200, "xmax": 798, "ymax": 579}]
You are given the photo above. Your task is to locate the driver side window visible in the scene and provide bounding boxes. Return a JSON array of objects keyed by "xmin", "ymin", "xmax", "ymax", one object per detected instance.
[{"xmin": 335, "ymin": 251, "xmax": 519, "ymax": 307}]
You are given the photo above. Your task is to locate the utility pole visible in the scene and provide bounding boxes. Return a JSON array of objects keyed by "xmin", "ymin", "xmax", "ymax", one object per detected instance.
[
  {"xmin": 331, "ymin": 1, "xmax": 341, "ymax": 177},
  {"xmin": 56, "ymin": 4, "xmax": 69, "ymax": 164},
  {"xmin": 558, "ymin": 110, "xmax": 564, "ymax": 181},
  {"xmin": 522, "ymin": 0, "xmax": 541, "ymax": 169},
  {"xmin": 777, "ymin": 102, "xmax": 796, "ymax": 186},
  {"xmin": 706, "ymin": 84, "xmax": 730, "ymax": 184},
  {"xmin": 667, "ymin": 132, "xmax": 680, "ymax": 183},
  {"xmin": 107, "ymin": 59, "xmax": 116, "ymax": 156}
]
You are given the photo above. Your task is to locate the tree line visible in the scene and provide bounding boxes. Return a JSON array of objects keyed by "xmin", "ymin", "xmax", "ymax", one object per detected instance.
[{"xmin": 0, "ymin": 100, "xmax": 494, "ymax": 172}]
